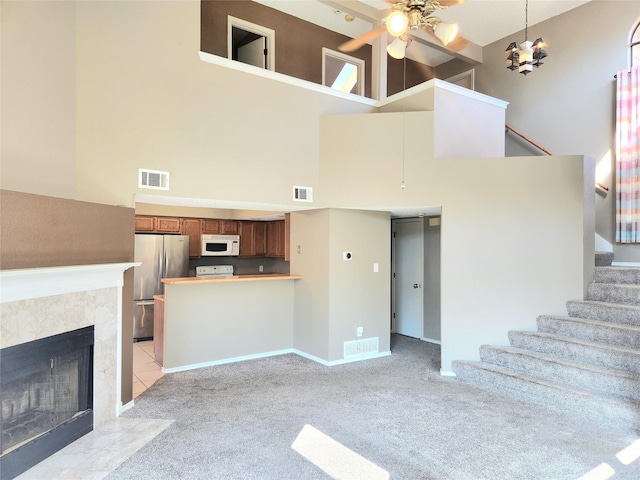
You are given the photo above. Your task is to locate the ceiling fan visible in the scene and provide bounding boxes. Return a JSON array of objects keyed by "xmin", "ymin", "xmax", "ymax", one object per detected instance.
[{"xmin": 338, "ymin": 0, "xmax": 468, "ymax": 60}]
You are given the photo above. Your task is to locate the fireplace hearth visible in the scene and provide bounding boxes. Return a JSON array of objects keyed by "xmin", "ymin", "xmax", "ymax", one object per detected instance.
[{"xmin": 1, "ymin": 326, "xmax": 94, "ymax": 480}]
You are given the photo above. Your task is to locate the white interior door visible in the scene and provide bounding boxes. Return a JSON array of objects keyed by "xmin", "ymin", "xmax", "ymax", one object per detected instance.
[{"xmin": 393, "ymin": 218, "xmax": 424, "ymax": 338}]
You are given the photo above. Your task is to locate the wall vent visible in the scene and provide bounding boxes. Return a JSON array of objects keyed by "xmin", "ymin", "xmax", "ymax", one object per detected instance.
[
  {"xmin": 293, "ymin": 186, "xmax": 313, "ymax": 202},
  {"xmin": 344, "ymin": 337, "xmax": 379, "ymax": 360},
  {"xmin": 139, "ymin": 169, "xmax": 169, "ymax": 190}
]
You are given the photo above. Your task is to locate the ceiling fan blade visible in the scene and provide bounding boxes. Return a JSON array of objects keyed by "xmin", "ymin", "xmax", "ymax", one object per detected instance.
[
  {"xmin": 436, "ymin": 0, "xmax": 466, "ymax": 7},
  {"xmin": 338, "ymin": 23, "xmax": 387, "ymax": 52},
  {"xmin": 423, "ymin": 26, "xmax": 469, "ymax": 52}
]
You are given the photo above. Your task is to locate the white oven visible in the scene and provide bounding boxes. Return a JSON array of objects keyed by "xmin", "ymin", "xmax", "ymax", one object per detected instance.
[{"xmin": 201, "ymin": 234, "xmax": 240, "ymax": 256}]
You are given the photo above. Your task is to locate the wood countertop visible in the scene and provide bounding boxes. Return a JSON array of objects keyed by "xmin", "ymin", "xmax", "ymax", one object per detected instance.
[
  {"xmin": 153, "ymin": 295, "xmax": 164, "ymax": 301},
  {"xmin": 162, "ymin": 274, "xmax": 302, "ymax": 285}
]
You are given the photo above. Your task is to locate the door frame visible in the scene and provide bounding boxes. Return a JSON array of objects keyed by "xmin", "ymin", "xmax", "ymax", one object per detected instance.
[{"xmin": 227, "ymin": 16, "xmax": 276, "ymax": 71}]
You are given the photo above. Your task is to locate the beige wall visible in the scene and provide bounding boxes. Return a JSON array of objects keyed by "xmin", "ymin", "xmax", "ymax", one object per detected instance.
[
  {"xmin": 290, "ymin": 208, "xmax": 391, "ymax": 363},
  {"xmin": 163, "ymin": 280, "xmax": 295, "ymax": 370},
  {"xmin": 73, "ymin": 0, "xmax": 375, "ymax": 209},
  {"xmin": 1, "ymin": 1, "xmax": 76, "ymax": 199},
  {"xmin": 470, "ymin": 1, "xmax": 639, "ymax": 263},
  {"xmin": 327, "ymin": 209, "xmax": 391, "ymax": 361},
  {"xmin": 290, "ymin": 210, "xmax": 331, "ymax": 359},
  {"xmin": 319, "ymin": 111, "xmax": 594, "ymax": 371}
]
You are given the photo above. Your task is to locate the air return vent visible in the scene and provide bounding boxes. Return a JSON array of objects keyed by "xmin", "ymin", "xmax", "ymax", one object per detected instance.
[
  {"xmin": 344, "ymin": 337, "xmax": 379, "ymax": 360},
  {"xmin": 293, "ymin": 186, "xmax": 312, "ymax": 202},
  {"xmin": 139, "ymin": 169, "xmax": 169, "ymax": 190}
]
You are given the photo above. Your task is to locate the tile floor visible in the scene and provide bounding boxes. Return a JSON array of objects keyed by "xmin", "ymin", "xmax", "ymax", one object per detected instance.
[
  {"xmin": 14, "ymin": 341, "xmax": 168, "ymax": 480},
  {"xmin": 133, "ymin": 340, "xmax": 164, "ymax": 398}
]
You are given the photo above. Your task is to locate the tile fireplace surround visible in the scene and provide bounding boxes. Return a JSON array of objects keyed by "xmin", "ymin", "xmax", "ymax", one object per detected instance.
[{"xmin": 0, "ymin": 263, "xmax": 137, "ymax": 432}]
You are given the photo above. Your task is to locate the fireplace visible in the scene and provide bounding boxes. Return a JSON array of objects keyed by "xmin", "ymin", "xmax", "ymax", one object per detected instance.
[{"xmin": 1, "ymin": 326, "xmax": 94, "ymax": 480}]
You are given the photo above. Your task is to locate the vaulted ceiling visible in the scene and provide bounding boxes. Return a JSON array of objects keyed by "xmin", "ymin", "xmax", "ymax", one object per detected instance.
[{"xmin": 254, "ymin": 0, "xmax": 592, "ymax": 66}]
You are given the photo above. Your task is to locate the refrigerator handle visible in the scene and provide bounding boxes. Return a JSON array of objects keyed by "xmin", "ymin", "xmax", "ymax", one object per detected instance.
[
  {"xmin": 165, "ymin": 253, "xmax": 169, "ymax": 281},
  {"xmin": 158, "ymin": 250, "xmax": 163, "ymax": 291},
  {"xmin": 135, "ymin": 300, "xmax": 155, "ymax": 306}
]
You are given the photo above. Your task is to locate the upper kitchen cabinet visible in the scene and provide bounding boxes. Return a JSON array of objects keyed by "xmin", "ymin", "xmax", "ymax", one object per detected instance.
[
  {"xmin": 181, "ymin": 218, "xmax": 203, "ymax": 258},
  {"xmin": 134, "ymin": 216, "xmax": 181, "ymax": 234},
  {"xmin": 202, "ymin": 219, "xmax": 239, "ymax": 235},
  {"xmin": 134, "ymin": 216, "xmax": 155, "ymax": 232},
  {"xmin": 239, "ymin": 221, "xmax": 267, "ymax": 257},
  {"xmin": 267, "ymin": 220, "xmax": 285, "ymax": 258},
  {"xmin": 155, "ymin": 217, "xmax": 181, "ymax": 233}
]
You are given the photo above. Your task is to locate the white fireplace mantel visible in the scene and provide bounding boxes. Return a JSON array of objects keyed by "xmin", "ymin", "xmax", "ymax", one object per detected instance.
[
  {"xmin": 1, "ymin": 261, "xmax": 139, "ymax": 425},
  {"xmin": 0, "ymin": 262, "xmax": 139, "ymax": 303}
]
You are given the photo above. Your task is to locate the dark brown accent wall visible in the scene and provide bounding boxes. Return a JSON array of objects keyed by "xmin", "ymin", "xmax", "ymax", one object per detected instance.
[
  {"xmin": 387, "ymin": 57, "xmax": 434, "ymax": 97},
  {"xmin": 201, "ymin": 0, "xmax": 373, "ymax": 98},
  {"xmin": 0, "ymin": 190, "xmax": 136, "ymax": 404}
]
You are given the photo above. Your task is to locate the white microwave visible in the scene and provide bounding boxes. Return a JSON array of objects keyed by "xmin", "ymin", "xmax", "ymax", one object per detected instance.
[{"xmin": 201, "ymin": 234, "xmax": 240, "ymax": 256}]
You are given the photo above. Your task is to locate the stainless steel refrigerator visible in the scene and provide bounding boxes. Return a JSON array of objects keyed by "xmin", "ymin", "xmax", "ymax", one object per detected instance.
[{"xmin": 133, "ymin": 234, "xmax": 189, "ymax": 340}]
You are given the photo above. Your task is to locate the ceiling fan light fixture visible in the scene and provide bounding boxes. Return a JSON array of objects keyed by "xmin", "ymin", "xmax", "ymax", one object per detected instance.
[
  {"xmin": 433, "ymin": 21, "xmax": 458, "ymax": 46},
  {"xmin": 387, "ymin": 36, "xmax": 407, "ymax": 59},
  {"xmin": 387, "ymin": 11, "xmax": 409, "ymax": 37}
]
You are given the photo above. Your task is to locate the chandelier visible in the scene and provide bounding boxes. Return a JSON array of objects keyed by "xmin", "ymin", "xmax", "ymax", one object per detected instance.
[{"xmin": 505, "ymin": 0, "xmax": 548, "ymax": 75}]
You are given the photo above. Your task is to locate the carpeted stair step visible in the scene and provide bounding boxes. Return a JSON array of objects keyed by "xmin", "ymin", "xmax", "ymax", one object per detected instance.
[
  {"xmin": 567, "ymin": 300, "xmax": 640, "ymax": 327},
  {"xmin": 587, "ymin": 283, "xmax": 640, "ymax": 306},
  {"xmin": 595, "ymin": 251, "xmax": 614, "ymax": 266},
  {"xmin": 479, "ymin": 345, "xmax": 640, "ymax": 401},
  {"xmin": 451, "ymin": 360, "xmax": 639, "ymax": 427},
  {"xmin": 537, "ymin": 315, "xmax": 640, "ymax": 349},
  {"xmin": 593, "ymin": 266, "xmax": 640, "ymax": 285},
  {"xmin": 508, "ymin": 330, "xmax": 640, "ymax": 374}
]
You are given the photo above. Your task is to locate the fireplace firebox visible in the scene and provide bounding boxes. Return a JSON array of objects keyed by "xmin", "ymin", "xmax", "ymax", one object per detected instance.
[{"xmin": 0, "ymin": 326, "xmax": 94, "ymax": 480}]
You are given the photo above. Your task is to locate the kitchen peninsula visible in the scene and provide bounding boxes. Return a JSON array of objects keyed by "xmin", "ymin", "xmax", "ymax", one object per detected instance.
[{"xmin": 158, "ymin": 274, "xmax": 301, "ymax": 371}]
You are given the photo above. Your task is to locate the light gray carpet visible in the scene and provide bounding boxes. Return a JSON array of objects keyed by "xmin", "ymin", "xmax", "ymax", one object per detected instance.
[{"xmin": 109, "ymin": 335, "xmax": 640, "ymax": 479}]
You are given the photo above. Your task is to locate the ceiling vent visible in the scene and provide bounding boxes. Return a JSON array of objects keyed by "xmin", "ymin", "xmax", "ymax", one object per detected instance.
[
  {"xmin": 139, "ymin": 169, "xmax": 169, "ymax": 190},
  {"xmin": 293, "ymin": 186, "xmax": 312, "ymax": 202}
]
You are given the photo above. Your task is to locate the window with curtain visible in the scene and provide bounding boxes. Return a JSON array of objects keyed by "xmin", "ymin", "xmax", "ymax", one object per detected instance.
[{"xmin": 616, "ymin": 17, "xmax": 640, "ymax": 243}]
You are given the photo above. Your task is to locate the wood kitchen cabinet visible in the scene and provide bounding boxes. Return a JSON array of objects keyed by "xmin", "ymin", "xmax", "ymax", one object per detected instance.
[
  {"xmin": 134, "ymin": 216, "xmax": 155, "ymax": 232},
  {"xmin": 202, "ymin": 219, "xmax": 220, "ymax": 234},
  {"xmin": 203, "ymin": 219, "xmax": 238, "ymax": 235},
  {"xmin": 220, "ymin": 220, "xmax": 239, "ymax": 234},
  {"xmin": 267, "ymin": 220, "xmax": 285, "ymax": 257},
  {"xmin": 181, "ymin": 218, "xmax": 202, "ymax": 258},
  {"xmin": 239, "ymin": 221, "xmax": 267, "ymax": 257},
  {"xmin": 155, "ymin": 217, "xmax": 181, "ymax": 233},
  {"xmin": 135, "ymin": 215, "xmax": 181, "ymax": 234}
]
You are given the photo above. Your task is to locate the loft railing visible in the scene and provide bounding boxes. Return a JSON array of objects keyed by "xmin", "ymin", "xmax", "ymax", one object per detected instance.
[{"xmin": 505, "ymin": 124, "xmax": 609, "ymax": 194}]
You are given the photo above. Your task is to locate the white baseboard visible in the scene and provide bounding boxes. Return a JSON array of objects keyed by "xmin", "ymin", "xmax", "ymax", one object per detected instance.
[
  {"xmin": 440, "ymin": 369, "xmax": 456, "ymax": 377},
  {"xmin": 421, "ymin": 337, "xmax": 441, "ymax": 345},
  {"xmin": 118, "ymin": 399, "xmax": 135, "ymax": 415},
  {"xmin": 612, "ymin": 261, "xmax": 640, "ymax": 267},
  {"xmin": 161, "ymin": 347, "xmax": 393, "ymax": 374},
  {"xmin": 294, "ymin": 349, "xmax": 391, "ymax": 366},
  {"xmin": 162, "ymin": 349, "xmax": 295, "ymax": 374}
]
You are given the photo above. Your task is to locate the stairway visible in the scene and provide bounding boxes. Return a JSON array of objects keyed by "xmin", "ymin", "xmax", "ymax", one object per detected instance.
[{"xmin": 452, "ymin": 252, "xmax": 640, "ymax": 429}]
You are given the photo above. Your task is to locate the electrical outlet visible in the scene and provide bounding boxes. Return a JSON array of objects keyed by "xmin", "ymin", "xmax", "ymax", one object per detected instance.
[
  {"xmin": 357, "ymin": 327, "xmax": 363, "ymax": 337},
  {"xmin": 259, "ymin": 265, "xmax": 263, "ymax": 272}
]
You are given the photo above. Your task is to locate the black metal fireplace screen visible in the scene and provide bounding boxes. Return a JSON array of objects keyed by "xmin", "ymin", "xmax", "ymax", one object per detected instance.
[{"xmin": 0, "ymin": 326, "xmax": 94, "ymax": 480}]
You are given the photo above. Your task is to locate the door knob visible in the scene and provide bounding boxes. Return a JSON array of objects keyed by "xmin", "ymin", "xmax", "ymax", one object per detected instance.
[{"xmin": 413, "ymin": 283, "xmax": 421, "ymax": 288}]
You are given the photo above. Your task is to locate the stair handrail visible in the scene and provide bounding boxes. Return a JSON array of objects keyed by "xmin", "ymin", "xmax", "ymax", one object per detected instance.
[
  {"xmin": 505, "ymin": 124, "xmax": 554, "ymax": 156},
  {"xmin": 505, "ymin": 124, "xmax": 609, "ymax": 193}
]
